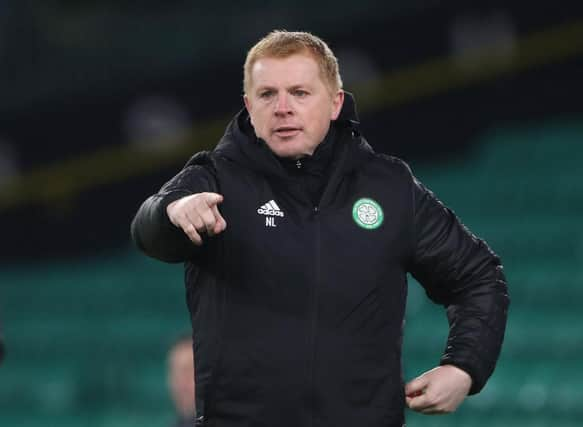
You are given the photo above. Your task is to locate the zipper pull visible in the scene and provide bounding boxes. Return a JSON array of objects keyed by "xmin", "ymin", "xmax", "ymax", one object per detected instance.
[{"xmin": 296, "ymin": 159, "xmax": 302, "ymax": 169}]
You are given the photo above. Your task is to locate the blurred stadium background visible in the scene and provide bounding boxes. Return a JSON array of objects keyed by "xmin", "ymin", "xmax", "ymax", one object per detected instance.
[{"xmin": 0, "ymin": 1, "xmax": 582, "ymax": 426}]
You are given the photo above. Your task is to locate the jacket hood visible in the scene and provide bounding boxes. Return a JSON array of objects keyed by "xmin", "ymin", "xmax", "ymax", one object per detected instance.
[{"xmin": 213, "ymin": 92, "xmax": 374, "ymax": 179}]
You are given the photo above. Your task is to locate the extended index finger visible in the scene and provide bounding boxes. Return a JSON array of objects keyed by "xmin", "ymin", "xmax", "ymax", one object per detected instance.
[{"xmin": 202, "ymin": 192, "xmax": 223, "ymax": 208}]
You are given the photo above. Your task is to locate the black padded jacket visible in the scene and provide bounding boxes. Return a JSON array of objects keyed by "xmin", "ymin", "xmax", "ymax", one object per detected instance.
[{"xmin": 131, "ymin": 94, "xmax": 509, "ymax": 427}]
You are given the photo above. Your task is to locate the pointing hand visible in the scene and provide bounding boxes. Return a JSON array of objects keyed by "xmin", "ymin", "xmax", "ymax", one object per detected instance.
[{"xmin": 166, "ymin": 192, "xmax": 227, "ymax": 245}]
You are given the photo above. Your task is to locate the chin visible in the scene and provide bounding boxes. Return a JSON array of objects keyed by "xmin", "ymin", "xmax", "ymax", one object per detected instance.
[{"xmin": 266, "ymin": 140, "xmax": 306, "ymax": 158}]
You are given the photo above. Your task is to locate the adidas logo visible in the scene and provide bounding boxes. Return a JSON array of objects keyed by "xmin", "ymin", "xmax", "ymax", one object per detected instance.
[{"xmin": 257, "ymin": 200, "xmax": 285, "ymax": 217}]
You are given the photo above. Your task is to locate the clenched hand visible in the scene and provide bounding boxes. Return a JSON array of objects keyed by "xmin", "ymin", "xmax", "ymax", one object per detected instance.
[
  {"xmin": 166, "ymin": 192, "xmax": 227, "ymax": 245},
  {"xmin": 405, "ymin": 365, "xmax": 472, "ymax": 414}
]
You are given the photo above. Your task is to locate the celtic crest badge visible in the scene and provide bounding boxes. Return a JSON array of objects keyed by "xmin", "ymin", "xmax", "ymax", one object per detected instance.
[{"xmin": 352, "ymin": 198, "xmax": 384, "ymax": 229}]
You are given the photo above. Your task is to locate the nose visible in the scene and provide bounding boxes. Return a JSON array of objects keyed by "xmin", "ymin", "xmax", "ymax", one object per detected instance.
[{"xmin": 274, "ymin": 93, "xmax": 292, "ymax": 116}]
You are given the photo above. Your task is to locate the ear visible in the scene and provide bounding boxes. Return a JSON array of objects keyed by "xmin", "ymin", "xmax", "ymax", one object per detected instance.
[
  {"xmin": 243, "ymin": 94, "xmax": 255, "ymax": 127},
  {"xmin": 330, "ymin": 90, "xmax": 344, "ymax": 121},
  {"xmin": 243, "ymin": 94, "xmax": 252, "ymax": 113}
]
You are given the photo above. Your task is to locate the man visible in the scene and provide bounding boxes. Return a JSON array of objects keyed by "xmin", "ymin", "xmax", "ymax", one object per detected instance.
[
  {"xmin": 168, "ymin": 336, "xmax": 196, "ymax": 427},
  {"xmin": 131, "ymin": 30, "xmax": 509, "ymax": 427}
]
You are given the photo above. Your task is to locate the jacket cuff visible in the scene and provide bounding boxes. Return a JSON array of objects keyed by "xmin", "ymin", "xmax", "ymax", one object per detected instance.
[
  {"xmin": 439, "ymin": 355, "xmax": 484, "ymax": 395},
  {"xmin": 156, "ymin": 190, "xmax": 193, "ymax": 228}
]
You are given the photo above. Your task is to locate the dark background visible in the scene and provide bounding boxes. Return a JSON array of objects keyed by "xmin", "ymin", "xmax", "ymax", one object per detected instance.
[
  {"xmin": 1, "ymin": 0, "xmax": 581, "ymax": 259},
  {"xmin": 0, "ymin": 1, "xmax": 582, "ymax": 426}
]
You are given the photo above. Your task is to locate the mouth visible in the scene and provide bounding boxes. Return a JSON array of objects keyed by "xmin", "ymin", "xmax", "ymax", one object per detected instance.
[{"xmin": 273, "ymin": 126, "xmax": 302, "ymax": 138}]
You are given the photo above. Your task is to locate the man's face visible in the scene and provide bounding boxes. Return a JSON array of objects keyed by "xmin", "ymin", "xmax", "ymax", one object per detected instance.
[{"xmin": 244, "ymin": 53, "xmax": 344, "ymax": 158}]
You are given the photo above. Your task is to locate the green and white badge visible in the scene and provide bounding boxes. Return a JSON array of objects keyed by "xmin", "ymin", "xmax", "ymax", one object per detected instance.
[{"xmin": 352, "ymin": 198, "xmax": 384, "ymax": 229}]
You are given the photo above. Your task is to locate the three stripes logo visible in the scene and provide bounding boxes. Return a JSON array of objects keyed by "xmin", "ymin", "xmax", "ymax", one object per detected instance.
[
  {"xmin": 257, "ymin": 200, "xmax": 285, "ymax": 217},
  {"xmin": 258, "ymin": 200, "xmax": 284, "ymax": 228}
]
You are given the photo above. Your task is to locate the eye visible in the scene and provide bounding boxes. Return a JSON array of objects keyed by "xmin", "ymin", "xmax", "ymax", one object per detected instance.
[
  {"xmin": 293, "ymin": 89, "xmax": 309, "ymax": 98},
  {"xmin": 259, "ymin": 90, "xmax": 275, "ymax": 99}
]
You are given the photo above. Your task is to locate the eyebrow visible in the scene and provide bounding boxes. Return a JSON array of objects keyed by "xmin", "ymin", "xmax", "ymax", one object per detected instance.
[
  {"xmin": 256, "ymin": 85, "xmax": 276, "ymax": 93},
  {"xmin": 255, "ymin": 84, "xmax": 311, "ymax": 93}
]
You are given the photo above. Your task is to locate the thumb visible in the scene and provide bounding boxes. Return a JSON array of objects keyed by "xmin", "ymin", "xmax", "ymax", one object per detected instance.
[
  {"xmin": 211, "ymin": 204, "xmax": 227, "ymax": 234},
  {"xmin": 203, "ymin": 192, "xmax": 223, "ymax": 207},
  {"xmin": 405, "ymin": 374, "xmax": 430, "ymax": 397}
]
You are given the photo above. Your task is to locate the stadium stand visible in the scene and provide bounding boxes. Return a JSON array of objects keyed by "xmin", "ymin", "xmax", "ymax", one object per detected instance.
[{"xmin": 404, "ymin": 118, "xmax": 583, "ymax": 426}]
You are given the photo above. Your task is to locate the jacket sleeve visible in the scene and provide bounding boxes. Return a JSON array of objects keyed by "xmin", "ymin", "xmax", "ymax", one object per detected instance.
[
  {"xmin": 130, "ymin": 152, "xmax": 219, "ymax": 263},
  {"xmin": 408, "ymin": 176, "xmax": 509, "ymax": 395}
]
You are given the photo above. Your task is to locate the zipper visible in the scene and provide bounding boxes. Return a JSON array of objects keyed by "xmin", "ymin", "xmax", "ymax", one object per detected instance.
[{"xmin": 307, "ymin": 205, "xmax": 321, "ymax": 427}]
